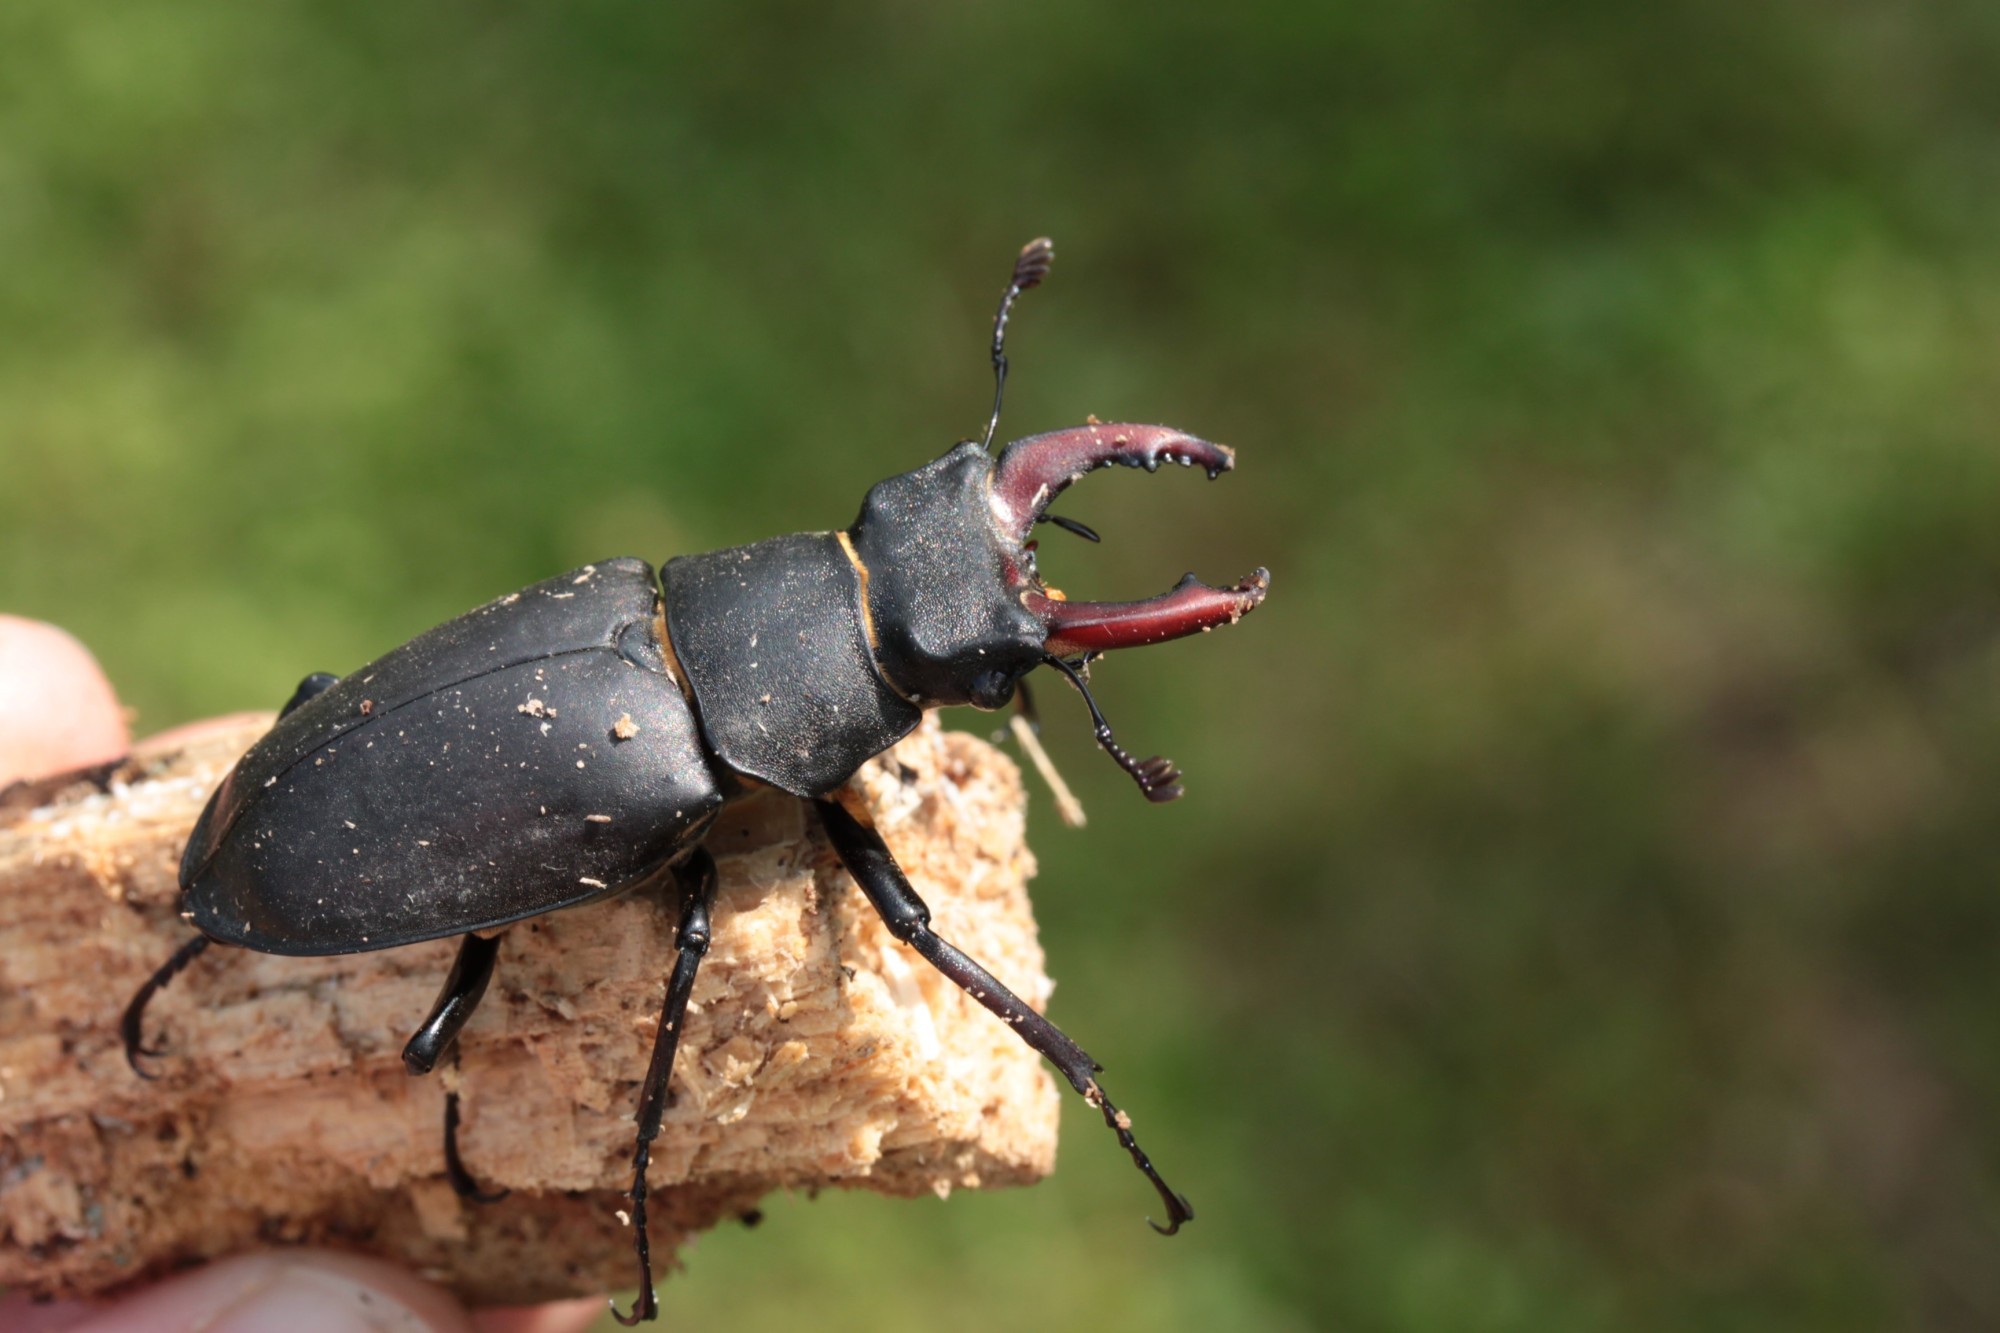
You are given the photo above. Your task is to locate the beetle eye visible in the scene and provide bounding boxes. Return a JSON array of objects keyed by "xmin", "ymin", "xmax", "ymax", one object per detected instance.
[{"xmin": 968, "ymin": 670, "xmax": 1016, "ymax": 712}]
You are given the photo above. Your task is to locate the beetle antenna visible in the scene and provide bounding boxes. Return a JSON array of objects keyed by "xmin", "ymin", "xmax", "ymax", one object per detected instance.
[
  {"xmin": 982, "ymin": 237, "xmax": 1055, "ymax": 452},
  {"xmin": 1042, "ymin": 654, "xmax": 1185, "ymax": 803}
]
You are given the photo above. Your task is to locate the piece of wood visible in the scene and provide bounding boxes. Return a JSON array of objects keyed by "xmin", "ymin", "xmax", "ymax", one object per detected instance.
[{"xmin": 0, "ymin": 714, "xmax": 1058, "ymax": 1305}]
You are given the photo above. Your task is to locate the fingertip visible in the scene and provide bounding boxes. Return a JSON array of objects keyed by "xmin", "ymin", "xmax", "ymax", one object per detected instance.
[
  {"xmin": 0, "ymin": 616, "xmax": 128, "ymax": 784},
  {"xmin": 470, "ymin": 1297, "xmax": 608, "ymax": 1333},
  {"xmin": 64, "ymin": 1251, "xmax": 475, "ymax": 1333},
  {"xmin": 0, "ymin": 1288, "xmax": 101, "ymax": 1332}
]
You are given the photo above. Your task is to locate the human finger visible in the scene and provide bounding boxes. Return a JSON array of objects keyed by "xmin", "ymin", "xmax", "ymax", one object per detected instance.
[{"xmin": 0, "ymin": 616, "xmax": 127, "ymax": 784}]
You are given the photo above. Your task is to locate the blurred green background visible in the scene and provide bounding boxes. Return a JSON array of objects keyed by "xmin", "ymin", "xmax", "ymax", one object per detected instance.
[{"xmin": 6, "ymin": 2, "xmax": 2000, "ymax": 1329}]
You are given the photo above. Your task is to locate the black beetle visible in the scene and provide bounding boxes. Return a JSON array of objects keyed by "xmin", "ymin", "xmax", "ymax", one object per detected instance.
[{"xmin": 122, "ymin": 239, "xmax": 1269, "ymax": 1322}]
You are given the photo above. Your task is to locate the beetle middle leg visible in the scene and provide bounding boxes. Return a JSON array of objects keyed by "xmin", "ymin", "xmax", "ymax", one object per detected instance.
[
  {"xmin": 813, "ymin": 796, "xmax": 1194, "ymax": 1235},
  {"xmin": 442, "ymin": 1074, "xmax": 508, "ymax": 1203},
  {"xmin": 401, "ymin": 932, "xmax": 508, "ymax": 1200},
  {"xmin": 402, "ymin": 932, "xmax": 502, "ymax": 1075},
  {"xmin": 612, "ymin": 845, "xmax": 719, "ymax": 1327}
]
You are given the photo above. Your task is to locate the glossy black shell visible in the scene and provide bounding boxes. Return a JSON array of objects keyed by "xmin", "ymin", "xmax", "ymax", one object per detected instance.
[
  {"xmin": 847, "ymin": 442, "xmax": 1044, "ymax": 708},
  {"xmin": 180, "ymin": 558, "xmax": 728, "ymax": 955},
  {"xmin": 662, "ymin": 532, "xmax": 920, "ymax": 798}
]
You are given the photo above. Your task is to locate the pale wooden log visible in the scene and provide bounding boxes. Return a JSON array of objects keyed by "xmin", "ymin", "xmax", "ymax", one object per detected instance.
[{"xmin": 0, "ymin": 714, "xmax": 1058, "ymax": 1305}]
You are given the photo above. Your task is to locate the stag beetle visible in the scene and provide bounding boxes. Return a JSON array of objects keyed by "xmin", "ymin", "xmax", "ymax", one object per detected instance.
[{"xmin": 122, "ymin": 239, "xmax": 1269, "ymax": 1322}]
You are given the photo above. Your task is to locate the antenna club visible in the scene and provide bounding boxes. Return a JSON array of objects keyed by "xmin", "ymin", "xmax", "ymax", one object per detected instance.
[{"xmin": 1014, "ymin": 237, "xmax": 1055, "ymax": 290}]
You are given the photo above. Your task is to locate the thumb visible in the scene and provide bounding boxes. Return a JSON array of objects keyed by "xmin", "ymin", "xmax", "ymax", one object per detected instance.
[
  {"xmin": 9, "ymin": 1252, "xmax": 607, "ymax": 1333},
  {"xmin": 0, "ymin": 615, "xmax": 128, "ymax": 784},
  {"xmin": 59, "ymin": 1252, "xmax": 479, "ymax": 1333}
]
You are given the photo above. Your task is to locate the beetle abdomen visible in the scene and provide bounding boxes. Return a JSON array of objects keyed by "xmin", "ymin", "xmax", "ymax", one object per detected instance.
[{"xmin": 182, "ymin": 560, "xmax": 726, "ymax": 955}]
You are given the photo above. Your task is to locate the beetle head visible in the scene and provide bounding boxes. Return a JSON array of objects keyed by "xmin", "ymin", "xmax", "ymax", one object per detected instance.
[
  {"xmin": 842, "ymin": 236, "xmax": 1269, "ymax": 804},
  {"xmin": 845, "ymin": 424, "xmax": 1268, "ymax": 713},
  {"xmin": 846, "ymin": 440, "xmax": 1046, "ymax": 709}
]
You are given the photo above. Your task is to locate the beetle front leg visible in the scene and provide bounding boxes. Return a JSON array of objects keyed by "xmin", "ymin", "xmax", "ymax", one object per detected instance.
[
  {"xmin": 813, "ymin": 797, "xmax": 1194, "ymax": 1235},
  {"xmin": 612, "ymin": 846, "xmax": 718, "ymax": 1327}
]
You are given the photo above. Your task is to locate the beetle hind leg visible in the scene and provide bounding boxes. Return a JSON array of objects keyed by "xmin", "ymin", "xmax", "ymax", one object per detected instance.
[
  {"xmin": 612, "ymin": 847, "xmax": 719, "ymax": 1326},
  {"xmin": 815, "ymin": 797, "xmax": 1194, "ymax": 1235},
  {"xmin": 121, "ymin": 934, "xmax": 215, "ymax": 1078},
  {"xmin": 121, "ymin": 668, "xmax": 343, "ymax": 1082}
]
